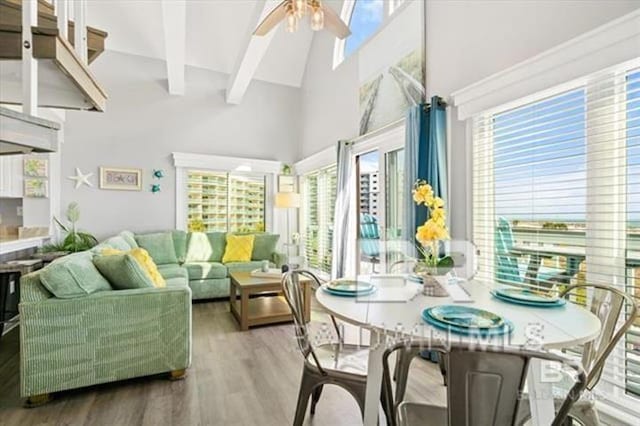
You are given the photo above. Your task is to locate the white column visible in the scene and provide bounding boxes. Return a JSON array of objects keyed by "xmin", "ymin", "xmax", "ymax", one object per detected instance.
[
  {"xmin": 472, "ymin": 115, "xmax": 495, "ymax": 282},
  {"xmin": 54, "ymin": 0, "xmax": 68, "ymax": 40},
  {"xmin": 22, "ymin": 0, "xmax": 38, "ymax": 116},
  {"xmin": 73, "ymin": 0, "xmax": 88, "ymax": 64},
  {"xmin": 585, "ymin": 72, "xmax": 628, "ymax": 399}
]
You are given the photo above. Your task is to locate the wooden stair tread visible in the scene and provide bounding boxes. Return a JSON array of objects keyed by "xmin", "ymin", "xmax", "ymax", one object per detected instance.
[
  {"xmin": 0, "ymin": 25, "xmax": 108, "ymax": 111},
  {"xmin": 0, "ymin": 0, "xmax": 107, "ymax": 63}
]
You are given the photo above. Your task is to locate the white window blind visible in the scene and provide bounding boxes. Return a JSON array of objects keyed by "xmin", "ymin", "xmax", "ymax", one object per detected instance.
[
  {"xmin": 472, "ymin": 64, "xmax": 640, "ymax": 410},
  {"xmin": 302, "ymin": 164, "xmax": 337, "ymax": 275},
  {"xmin": 187, "ymin": 170, "xmax": 265, "ymax": 233}
]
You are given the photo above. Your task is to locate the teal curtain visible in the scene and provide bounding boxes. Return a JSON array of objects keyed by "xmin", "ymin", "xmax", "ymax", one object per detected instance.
[
  {"xmin": 404, "ymin": 96, "xmax": 448, "ymax": 242},
  {"xmin": 331, "ymin": 140, "xmax": 355, "ymax": 279}
]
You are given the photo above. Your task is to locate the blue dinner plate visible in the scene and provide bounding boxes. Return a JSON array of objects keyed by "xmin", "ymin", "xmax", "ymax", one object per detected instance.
[
  {"xmin": 425, "ymin": 305, "xmax": 505, "ymax": 329},
  {"xmin": 491, "ymin": 290, "xmax": 566, "ymax": 308},
  {"xmin": 495, "ymin": 287, "xmax": 560, "ymax": 304},
  {"xmin": 321, "ymin": 285, "xmax": 377, "ymax": 297},
  {"xmin": 421, "ymin": 308, "xmax": 514, "ymax": 336}
]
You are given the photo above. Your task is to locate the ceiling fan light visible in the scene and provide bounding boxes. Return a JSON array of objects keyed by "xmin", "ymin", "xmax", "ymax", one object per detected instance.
[
  {"xmin": 286, "ymin": 12, "xmax": 298, "ymax": 33},
  {"xmin": 294, "ymin": 0, "xmax": 306, "ymax": 17},
  {"xmin": 310, "ymin": 7, "xmax": 324, "ymax": 31}
]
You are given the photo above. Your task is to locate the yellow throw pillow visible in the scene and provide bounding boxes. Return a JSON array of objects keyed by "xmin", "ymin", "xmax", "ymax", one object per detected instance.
[
  {"xmin": 101, "ymin": 247, "xmax": 166, "ymax": 288},
  {"xmin": 222, "ymin": 234, "xmax": 255, "ymax": 263}
]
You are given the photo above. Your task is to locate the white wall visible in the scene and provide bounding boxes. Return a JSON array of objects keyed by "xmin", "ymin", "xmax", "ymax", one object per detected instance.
[
  {"xmin": 426, "ymin": 0, "xmax": 640, "ymax": 239},
  {"xmin": 299, "ymin": 0, "xmax": 422, "ymax": 159},
  {"xmin": 62, "ymin": 51, "xmax": 301, "ymax": 239},
  {"xmin": 299, "ymin": 0, "xmax": 640, "ymax": 239}
]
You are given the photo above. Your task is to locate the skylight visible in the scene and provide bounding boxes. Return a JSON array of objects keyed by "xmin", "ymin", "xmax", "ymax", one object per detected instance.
[{"xmin": 343, "ymin": 0, "xmax": 384, "ymax": 58}]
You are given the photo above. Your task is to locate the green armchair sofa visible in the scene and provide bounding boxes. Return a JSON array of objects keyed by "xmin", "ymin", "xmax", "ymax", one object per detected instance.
[
  {"xmin": 19, "ymin": 229, "xmax": 282, "ymax": 402},
  {"xmin": 19, "ymin": 256, "xmax": 192, "ymax": 402}
]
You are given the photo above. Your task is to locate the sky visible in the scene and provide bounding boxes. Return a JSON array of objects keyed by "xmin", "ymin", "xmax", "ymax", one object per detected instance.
[
  {"xmin": 493, "ymin": 71, "xmax": 639, "ymax": 224},
  {"xmin": 344, "ymin": 0, "xmax": 384, "ymax": 58}
]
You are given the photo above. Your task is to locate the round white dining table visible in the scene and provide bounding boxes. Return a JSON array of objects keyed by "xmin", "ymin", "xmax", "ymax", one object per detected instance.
[{"xmin": 315, "ymin": 278, "xmax": 602, "ymax": 426}]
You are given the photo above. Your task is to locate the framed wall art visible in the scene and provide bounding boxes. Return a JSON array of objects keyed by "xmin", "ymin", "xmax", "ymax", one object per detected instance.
[
  {"xmin": 24, "ymin": 158, "xmax": 48, "ymax": 177},
  {"xmin": 99, "ymin": 167, "xmax": 142, "ymax": 191}
]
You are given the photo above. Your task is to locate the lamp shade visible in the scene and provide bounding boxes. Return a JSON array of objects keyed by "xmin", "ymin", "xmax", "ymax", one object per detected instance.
[{"xmin": 275, "ymin": 192, "xmax": 301, "ymax": 209}]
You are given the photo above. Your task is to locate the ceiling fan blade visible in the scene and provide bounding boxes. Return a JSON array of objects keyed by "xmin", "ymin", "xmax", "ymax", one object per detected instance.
[
  {"xmin": 322, "ymin": 3, "xmax": 351, "ymax": 39},
  {"xmin": 254, "ymin": 1, "xmax": 288, "ymax": 36}
]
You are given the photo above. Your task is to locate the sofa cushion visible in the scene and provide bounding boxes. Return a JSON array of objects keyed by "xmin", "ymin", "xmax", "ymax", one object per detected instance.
[
  {"xmin": 172, "ymin": 230, "xmax": 187, "ymax": 263},
  {"xmin": 119, "ymin": 231, "xmax": 138, "ymax": 249},
  {"xmin": 39, "ymin": 252, "xmax": 112, "ymax": 298},
  {"xmin": 135, "ymin": 232, "xmax": 179, "ymax": 265},
  {"xmin": 222, "ymin": 234, "xmax": 254, "ymax": 263},
  {"xmin": 226, "ymin": 261, "xmax": 273, "ymax": 274},
  {"xmin": 184, "ymin": 262, "xmax": 227, "ymax": 280},
  {"xmin": 100, "ymin": 248, "xmax": 166, "ymax": 288},
  {"xmin": 185, "ymin": 232, "xmax": 226, "ymax": 263},
  {"xmin": 103, "ymin": 236, "xmax": 133, "ymax": 252},
  {"xmin": 165, "ymin": 276, "xmax": 189, "ymax": 288},
  {"xmin": 158, "ymin": 264, "xmax": 188, "ymax": 280},
  {"xmin": 252, "ymin": 233, "xmax": 279, "ymax": 261},
  {"xmin": 93, "ymin": 253, "xmax": 155, "ymax": 290}
]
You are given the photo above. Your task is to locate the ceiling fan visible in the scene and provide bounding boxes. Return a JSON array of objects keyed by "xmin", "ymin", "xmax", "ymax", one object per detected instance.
[{"xmin": 254, "ymin": 0, "xmax": 351, "ymax": 39}]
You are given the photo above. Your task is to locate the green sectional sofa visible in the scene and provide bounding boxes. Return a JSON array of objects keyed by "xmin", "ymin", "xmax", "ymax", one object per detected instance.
[
  {"xmin": 19, "ymin": 229, "xmax": 282, "ymax": 402},
  {"xmin": 93, "ymin": 230, "xmax": 283, "ymax": 300}
]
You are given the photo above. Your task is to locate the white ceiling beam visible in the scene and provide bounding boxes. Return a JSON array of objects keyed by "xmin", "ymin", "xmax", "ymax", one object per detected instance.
[
  {"xmin": 226, "ymin": 0, "xmax": 282, "ymax": 105},
  {"xmin": 161, "ymin": 0, "xmax": 186, "ymax": 95}
]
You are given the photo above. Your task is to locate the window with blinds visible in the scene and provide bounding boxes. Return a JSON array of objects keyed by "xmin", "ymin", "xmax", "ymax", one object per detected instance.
[
  {"xmin": 302, "ymin": 164, "xmax": 337, "ymax": 275},
  {"xmin": 187, "ymin": 170, "xmax": 265, "ymax": 233},
  {"xmin": 473, "ymin": 64, "xmax": 640, "ymax": 409}
]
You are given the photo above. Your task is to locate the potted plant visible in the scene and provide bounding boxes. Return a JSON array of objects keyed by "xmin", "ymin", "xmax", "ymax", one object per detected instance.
[
  {"xmin": 412, "ymin": 180, "xmax": 453, "ymax": 296},
  {"xmin": 35, "ymin": 202, "xmax": 98, "ymax": 261}
]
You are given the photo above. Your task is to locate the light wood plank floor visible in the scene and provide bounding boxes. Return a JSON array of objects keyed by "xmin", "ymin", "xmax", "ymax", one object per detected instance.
[{"xmin": 0, "ymin": 300, "xmax": 445, "ymax": 426}]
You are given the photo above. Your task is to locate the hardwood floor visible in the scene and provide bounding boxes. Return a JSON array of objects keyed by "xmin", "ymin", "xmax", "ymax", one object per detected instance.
[{"xmin": 0, "ymin": 300, "xmax": 445, "ymax": 426}]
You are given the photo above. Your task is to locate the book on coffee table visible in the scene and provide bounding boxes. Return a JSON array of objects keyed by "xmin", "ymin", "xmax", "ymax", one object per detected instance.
[{"xmin": 250, "ymin": 268, "xmax": 283, "ymax": 279}]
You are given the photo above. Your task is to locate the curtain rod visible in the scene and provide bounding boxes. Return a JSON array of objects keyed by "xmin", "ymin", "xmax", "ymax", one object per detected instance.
[{"xmin": 424, "ymin": 96, "xmax": 448, "ymax": 110}]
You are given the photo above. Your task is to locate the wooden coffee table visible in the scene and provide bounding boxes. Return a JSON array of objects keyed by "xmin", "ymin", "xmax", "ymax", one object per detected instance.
[{"xmin": 229, "ymin": 271, "xmax": 312, "ymax": 331}]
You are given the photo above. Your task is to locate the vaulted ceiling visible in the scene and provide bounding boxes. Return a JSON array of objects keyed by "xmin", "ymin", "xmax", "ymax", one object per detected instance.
[{"xmin": 86, "ymin": 0, "xmax": 320, "ymax": 92}]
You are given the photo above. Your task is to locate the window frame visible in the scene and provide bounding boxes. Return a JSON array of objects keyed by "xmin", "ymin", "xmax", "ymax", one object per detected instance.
[
  {"xmin": 332, "ymin": 0, "xmax": 412, "ymax": 69},
  {"xmin": 172, "ymin": 152, "xmax": 280, "ymax": 233},
  {"xmin": 470, "ymin": 64, "xmax": 640, "ymax": 415}
]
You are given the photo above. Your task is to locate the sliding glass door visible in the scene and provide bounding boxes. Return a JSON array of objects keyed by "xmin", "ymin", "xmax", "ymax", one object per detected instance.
[{"xmin": 355, "ymin": 140, "xmax": 405, "ymax": 274}]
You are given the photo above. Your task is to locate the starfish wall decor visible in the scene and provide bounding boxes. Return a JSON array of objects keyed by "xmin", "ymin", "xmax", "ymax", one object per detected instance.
[{"xmin": 68, "ymin": 168, "xmax": 94, "ymax": 189}]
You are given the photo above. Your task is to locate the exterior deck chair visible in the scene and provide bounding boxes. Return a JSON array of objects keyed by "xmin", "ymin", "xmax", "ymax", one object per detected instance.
[
  {"xmin": 496, "ymin": 217, "xmax": 568, "ymax": 287},
  {"xmin": 360, "ymin": 213, "xmax": 381, "ymax": 272},
  {"xmin": 281, "ymin": 269, "xmax": 392, "ymax": 425},
  {"xmin": 516, "ymin": 283, "xmax": 639, "ymax": 425},
  {"xmin": 382, "ymin": 342, "xmax": 587, "ymax": 426}
]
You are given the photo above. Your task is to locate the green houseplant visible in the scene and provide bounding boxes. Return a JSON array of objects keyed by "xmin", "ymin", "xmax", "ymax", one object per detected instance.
[{"xmin": 38, "ymin": 202, "xmax": 98, "ymax": 255}]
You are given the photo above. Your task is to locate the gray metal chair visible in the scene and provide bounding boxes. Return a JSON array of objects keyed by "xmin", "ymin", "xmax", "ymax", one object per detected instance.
[
  {"xmin": 382, "ymin": 342, "xmax": 587, "ymax": 426},
  {"xmin": 281, "ymin": 269, "xmax": 393, "ymax": 425},
  {"xmin": 516, "ymin": 283, "xmax": 639, "ymax": 425}
]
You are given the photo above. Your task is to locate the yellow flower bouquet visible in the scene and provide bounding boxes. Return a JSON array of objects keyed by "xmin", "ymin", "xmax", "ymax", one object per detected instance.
[{"xmin": 412, "ymin": 179, "xmax": 453, "ymax": 275}]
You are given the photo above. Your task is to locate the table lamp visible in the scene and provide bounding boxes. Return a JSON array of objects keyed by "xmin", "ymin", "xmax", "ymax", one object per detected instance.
[{"xmin": 275, "ymin": 192, "xmax": 301, "ymax": 265}]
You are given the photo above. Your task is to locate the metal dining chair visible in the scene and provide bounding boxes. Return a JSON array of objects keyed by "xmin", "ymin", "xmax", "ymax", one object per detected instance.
[
  {"xmin": 281, "ymin": 269, "xmax": 393, "ymax": 425},
  {"xmin": 516, "ymin": 283, "xmax": 639, "ymax": 425},
  {"xmin": 383, "ymin": 342, "xmax": 587, "ymax": 426}
]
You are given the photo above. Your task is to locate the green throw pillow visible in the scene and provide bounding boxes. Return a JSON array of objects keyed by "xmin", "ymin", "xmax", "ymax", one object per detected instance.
[
  {"xmin": 119, "ymin": 231, "xmax": 138, "ymax": 249},
  {"xmin": 39, "ymin": 252, "xmax": 112, "ymax": 298},
  {"xmin": 252, "ymin": 233, "xmax": 279, "ymax": 261},
  {"xmin": 135, "ymin": 232, "xmax": 179, "ymax": 265},
  {"xmin": 185, "ymin": 232, "xmax": 226, "ymax": 263},
  {"xmin": 172, "ymin": 230, "xmax": 187, "ymax": 263},
  {"xmin": 93, "ymin": 254, "xmax": 155, "ymax": 290},
  {"xmin": 104, "ymin": 236, "xmax": 132, "ymax": 252}
]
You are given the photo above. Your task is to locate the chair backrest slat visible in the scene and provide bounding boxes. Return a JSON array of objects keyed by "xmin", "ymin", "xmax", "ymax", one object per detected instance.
[
  {"xmin": 281, "ymin": 269, "xmax": 328, "ymax": 374},
  {"xmin": 560, "ymin": 283, "xmax": 638, "ymax": 390},
  {"xmin": 383, "ymin": 342, "xmax": 586, "ymax": 426}
]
